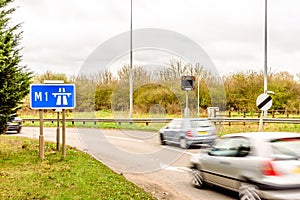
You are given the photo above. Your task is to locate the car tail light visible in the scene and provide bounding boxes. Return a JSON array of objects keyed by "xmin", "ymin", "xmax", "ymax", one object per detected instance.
[
  {"xmin": 186, "ymin": 130, "xmax": 193, "ymax": 137},
  {"xmin": 262, "ymin": 160, "xmax": 281, "ymax": 176}
]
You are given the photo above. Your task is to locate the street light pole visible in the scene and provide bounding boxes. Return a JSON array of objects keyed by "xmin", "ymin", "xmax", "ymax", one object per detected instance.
[
  {"xmin": 129, "ymin": 0, "xmax": 133, "ymax": 118},
  {"xmin": 264, "ymin": 0, "xmax": 268, "ymax": 94},
  {"xmin": 197, "ymin": 63, "xmax": 200, "ymax": 117},
  {"xmin": 264, "ymin": 0, "xmax": 268, "ymax": 117}
]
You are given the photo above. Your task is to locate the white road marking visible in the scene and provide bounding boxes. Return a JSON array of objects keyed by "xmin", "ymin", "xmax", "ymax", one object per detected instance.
[
  {"xmin": 160, "ymin": 163, "xmax": 192, "ymax": 172},
  {"xmin": 160, "ymin": 162, "xmax": 185, "ymax": 172},
  {"xmin": 177, "ymin": 167, "xmax": 192, "ymax": 172},
  {"xmin": 106, "ymin": 136, "xmax": 144, "ymax": 143}
]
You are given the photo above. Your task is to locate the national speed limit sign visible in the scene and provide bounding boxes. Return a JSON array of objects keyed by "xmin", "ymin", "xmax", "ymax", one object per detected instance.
[{"xmin": 256, "ymin": 93, "xmax": 272, "ymax": 111}]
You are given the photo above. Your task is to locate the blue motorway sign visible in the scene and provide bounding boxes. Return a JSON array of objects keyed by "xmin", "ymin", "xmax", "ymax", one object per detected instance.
[{"xmin": 30, "ymin": 84, "xmax": 76, "ymax": 109}]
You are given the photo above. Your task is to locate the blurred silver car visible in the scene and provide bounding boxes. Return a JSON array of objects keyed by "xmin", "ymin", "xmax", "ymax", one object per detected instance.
[
  {"xmin": 190, "ymin": 132, "xmax": 300, "ymax": 200},
  {"xmin": 159, "ymin": 118, "xmax": 217, "ymax": 149},
  {"xmin": 6, "ymin": 115, "xmax": 22, "ymax": 133}
]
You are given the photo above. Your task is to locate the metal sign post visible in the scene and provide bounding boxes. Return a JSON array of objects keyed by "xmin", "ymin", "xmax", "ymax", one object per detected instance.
[
  {"xmin": 55, "ymin": 109, "xmax": 62, "ymax": 151},
  {"xmin": 39, "ymin": 109, "xmax": 44, "ymax": 159},
  {"xmin": 258, "ymin": 110, "xmax": 264, "ymax": 131},
  {"xmin": 256, "ymin": 93, "xmax": 272, "ymax": 131},
  {"xmin": 62, "ymin": 109, "xmax": 66, "ymax": 158},
  {"xmin": 57, "ymin": 112, "xmax": 60, "ymax": 151},
  {"xmin": 184, "ymin": 90, "xmax": 189, "ymax": 118}
]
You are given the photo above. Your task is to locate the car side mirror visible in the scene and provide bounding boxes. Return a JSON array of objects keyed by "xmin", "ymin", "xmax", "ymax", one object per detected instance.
[{"xmin": 236, "ymin": 146, "xmax": 250, "ymax": 157}]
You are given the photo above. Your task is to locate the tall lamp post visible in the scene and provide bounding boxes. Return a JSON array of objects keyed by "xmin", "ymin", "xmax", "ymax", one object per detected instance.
[
  {"xmin": 197, "ymin": 63, "xmax": 200, "ymax": 117},
  {"xmin": 129, "ymin": 0, "xmax": 133, "ymax": 118},
  {"xmin": 264, "ymin": 0, "xmax": 268, "ymax": 117}
]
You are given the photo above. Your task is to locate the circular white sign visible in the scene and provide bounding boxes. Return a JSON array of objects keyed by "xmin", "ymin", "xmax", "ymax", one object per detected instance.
[{"xmin": 256, "ymin": 93, "xmax": 272, "ymax": 111}]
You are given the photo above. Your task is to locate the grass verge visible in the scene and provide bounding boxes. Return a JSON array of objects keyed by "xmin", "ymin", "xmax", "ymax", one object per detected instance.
[
  {"xmin": 22, "ymin": 121, "xmax": 166, "ymax": 132},
  {"xmin": 217, "ymin": 123, "xmax": 300, "ymax": 136},
  {"xmin": 0, "ymin": 136, "xmax": 156, "ymax": 200}
]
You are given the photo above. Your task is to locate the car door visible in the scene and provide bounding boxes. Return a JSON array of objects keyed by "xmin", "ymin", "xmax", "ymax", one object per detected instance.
[
  {"xmin": 169, "ymin": 119, "xmax": 182, "ymax": 143},
  {"xmin": 201, "ymin": 137, "xmax": 252, "ymax": 190},
  {"xmin": 164, "ymin": 119, "xmax": 182, "ymax": 142}
]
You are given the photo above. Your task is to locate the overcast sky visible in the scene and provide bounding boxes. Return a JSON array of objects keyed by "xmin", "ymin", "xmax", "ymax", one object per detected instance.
[{"xmin": 10, "ymin": 0, "xmax": 300, "ymax": 78}]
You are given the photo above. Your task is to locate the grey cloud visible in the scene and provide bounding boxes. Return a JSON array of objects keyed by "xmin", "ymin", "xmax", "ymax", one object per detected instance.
[{"xmin": 10, "ymin": 0, "xmax": 300, "ymax": 77}]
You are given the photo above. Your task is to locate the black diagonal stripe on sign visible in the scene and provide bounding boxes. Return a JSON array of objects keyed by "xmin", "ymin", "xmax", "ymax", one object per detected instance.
[{"xmin": 258, "ymin": 95, "xmax": 272, "ymax": 109}]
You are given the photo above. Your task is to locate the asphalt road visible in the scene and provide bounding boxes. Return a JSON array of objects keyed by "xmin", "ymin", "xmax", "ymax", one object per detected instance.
[{"xmin": 17, "ymin": 127, "xmax": 237, "ymax": 200}]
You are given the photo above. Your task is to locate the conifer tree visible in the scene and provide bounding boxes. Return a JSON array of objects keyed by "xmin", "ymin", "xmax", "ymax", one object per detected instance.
[{"xmin": 0, "ymin": 0, "xmax": 32, "ymax": 133}]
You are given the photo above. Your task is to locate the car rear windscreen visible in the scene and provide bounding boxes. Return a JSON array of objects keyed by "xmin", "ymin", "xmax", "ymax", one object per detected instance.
[
  {"xmin": 191, "ymin": 120, "xmax": 212, "ymax": 128},
  {"xmin": 271, "ymin": 137, "xmax": 300, "ymax": 160}
]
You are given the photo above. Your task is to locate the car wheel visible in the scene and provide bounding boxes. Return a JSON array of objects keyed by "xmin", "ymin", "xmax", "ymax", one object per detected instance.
[
  {"xmin": 160, "ymin": 133, "xmax": 166, "ymax": 145},
  {"xmin": 179, "ymin": 138, "xmax": 188, "ymax": 149},
  {"xmin": 190, "ymin": 168, "xmax": 205, "ymax": 189},
  {"xmin": 239, "ymin": 183, "xmax": 261, "ymax": 200}
]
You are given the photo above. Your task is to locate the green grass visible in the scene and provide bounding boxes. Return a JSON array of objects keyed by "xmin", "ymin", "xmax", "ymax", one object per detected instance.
[
  {"xmin": 0, "ymin": 136, "xmax": 156, "ymax": 200},
  {"xmin": 22, "ymin": 121, "xmax": 166, "ymax": 132},
  {"xmin": 217, "ymin": 123, "xmax": 300, "ymax": 136}
]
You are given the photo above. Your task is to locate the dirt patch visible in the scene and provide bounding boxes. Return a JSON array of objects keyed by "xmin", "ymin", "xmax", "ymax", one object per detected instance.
[{"xmin": 124, "ymin": 173, "xmax": 183, "ymax": 200}]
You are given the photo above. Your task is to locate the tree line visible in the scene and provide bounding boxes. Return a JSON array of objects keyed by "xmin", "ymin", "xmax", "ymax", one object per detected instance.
[{"xmin": 24, "ymin": 62, "xmax": 300, "ymax": 116}]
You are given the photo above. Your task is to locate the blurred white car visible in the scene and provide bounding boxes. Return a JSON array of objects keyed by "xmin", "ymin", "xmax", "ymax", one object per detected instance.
[
  {"xmin": 159, "ymin": 118, "xmax": 217, "ymax": 148},
  {"xmin": 190, "ymin": 132, "xmax": 300, "ymax": 200}
]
